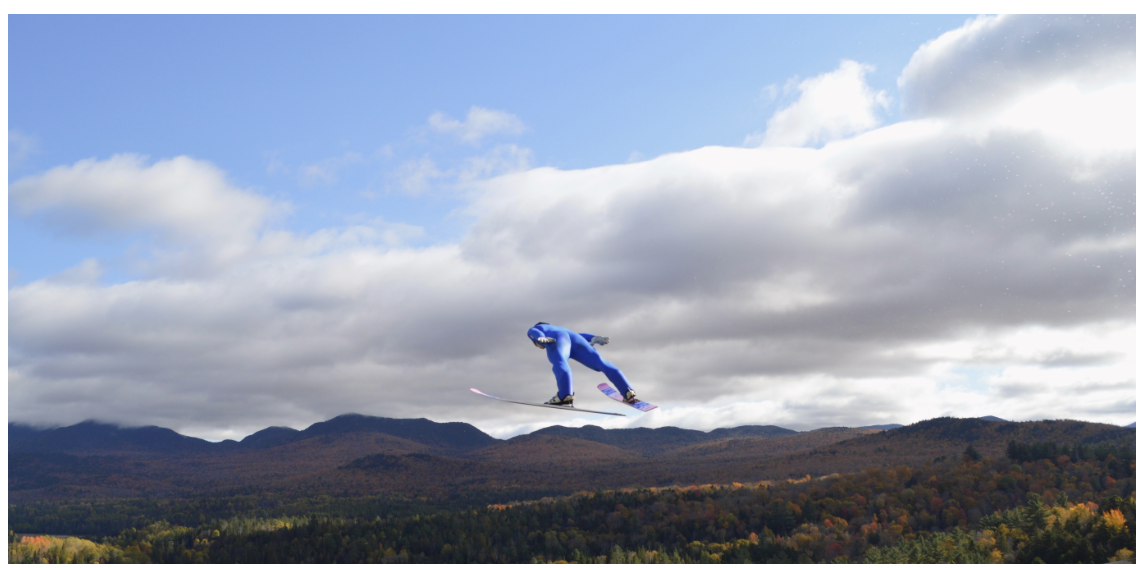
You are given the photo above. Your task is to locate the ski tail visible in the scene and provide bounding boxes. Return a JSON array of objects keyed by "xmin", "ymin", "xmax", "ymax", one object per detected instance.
[{"xmin": 597, "ymin": 383, "xmax": 658, "ymax": 412}]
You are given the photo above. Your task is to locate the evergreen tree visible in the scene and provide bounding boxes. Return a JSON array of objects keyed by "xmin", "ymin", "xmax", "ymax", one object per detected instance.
[
  {"xmin": 1023, "ymin": 492, "xmax": 1049, "ymax": 535},
  {"xmin": 963, "ymin": 444, "xmax": 981, "ymax": 461}
]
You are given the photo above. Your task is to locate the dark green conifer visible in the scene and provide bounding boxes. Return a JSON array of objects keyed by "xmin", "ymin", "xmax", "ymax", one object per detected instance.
[{"xmin": 963, "ymin": 444, "xmax": 981, "ymax": 461}]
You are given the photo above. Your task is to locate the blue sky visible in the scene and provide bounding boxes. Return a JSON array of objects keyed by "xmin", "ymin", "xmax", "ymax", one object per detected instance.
[
  {"xmin": 10, "ymin": 15, "xmax": 971, "ymax": 284},
  {"xmin": 8, "ymin": 15, "xmax": 1136, "ymax": 440}
]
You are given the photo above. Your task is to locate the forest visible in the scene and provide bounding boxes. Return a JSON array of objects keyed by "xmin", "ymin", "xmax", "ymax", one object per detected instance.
[{"xmin": 8, "ymin": 437, "xmax": 1135, "ymax": 563}]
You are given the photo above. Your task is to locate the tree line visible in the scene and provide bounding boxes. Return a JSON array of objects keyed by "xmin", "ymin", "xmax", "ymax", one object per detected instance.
[{"xmin": 9, "ymin": 440, "xmax": 1134, "ymax": 563}]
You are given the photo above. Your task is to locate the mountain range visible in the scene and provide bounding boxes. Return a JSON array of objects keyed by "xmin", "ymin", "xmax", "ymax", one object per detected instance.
[
  {"xmin": 11, "ymin": 414, "xmax": 1032, "ymax": 457},
  {"xmin": 7, "ymin": 416, "xmax": 854, "ymax": 456},
  {"xmin": 11, "ymin": 413, "xmax": 1133, "ymax": 504},
  {"xmin": 9, "ymin": 414, "xmax": 498, "ymax": 455},
  {"xmin": 9, "ymin": 412, "xmax": 1136, "ymax": 542}
]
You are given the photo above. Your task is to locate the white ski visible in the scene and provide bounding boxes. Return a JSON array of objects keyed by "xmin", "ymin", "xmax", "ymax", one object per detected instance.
[{"xmin": 470, "ymin": 388, "xmax": 626, "ymax": 417}]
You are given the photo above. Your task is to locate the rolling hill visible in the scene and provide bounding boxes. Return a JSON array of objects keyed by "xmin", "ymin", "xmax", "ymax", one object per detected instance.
[
  {"xmin": 9, "ymin": 421, "xmax": 217, "ymax": 455},
  {"xmin": 523, "ymin": 423, "xmax": 798, "ymax": 456}
]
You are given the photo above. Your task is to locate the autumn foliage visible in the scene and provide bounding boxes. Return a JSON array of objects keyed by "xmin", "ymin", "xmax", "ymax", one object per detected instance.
[{"xmin": 7, "ymin": 417, "xmax": 1135, "ymax": 563}]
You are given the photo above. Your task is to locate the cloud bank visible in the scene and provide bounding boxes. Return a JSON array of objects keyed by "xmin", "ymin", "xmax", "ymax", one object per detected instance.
[{"xmin": 9, "ymin": 16, "xmax": 1135, "ymax": 440}]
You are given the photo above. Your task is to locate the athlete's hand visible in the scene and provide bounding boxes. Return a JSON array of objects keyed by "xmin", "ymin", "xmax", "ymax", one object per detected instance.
[{"xmin": 590, "ymin": 336, "xmax": 610, "ymax": 346}]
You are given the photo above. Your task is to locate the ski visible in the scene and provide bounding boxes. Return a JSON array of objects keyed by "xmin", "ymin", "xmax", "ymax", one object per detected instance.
[
  {"xmin": 470, "ymin": 388, "xmax": 626, "ymax": 416},
  {"xmin": 597, "ymin": 383, "xmax": 658, "ymax": 412}
]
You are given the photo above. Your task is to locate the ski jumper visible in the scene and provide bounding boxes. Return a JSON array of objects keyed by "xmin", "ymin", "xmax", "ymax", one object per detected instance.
[{"xmin": 527, "ymin": 323, "xmax": 634, "ymax": 398}]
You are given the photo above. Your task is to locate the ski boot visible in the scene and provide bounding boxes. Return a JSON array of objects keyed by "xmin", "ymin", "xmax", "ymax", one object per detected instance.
[
  {"xmin": 622, "ymin": 389, "xmax": 638, "ymax": 403},
  {"xmin": 544, "ymin": 393, "xmax": 575, "ymax": 407}
]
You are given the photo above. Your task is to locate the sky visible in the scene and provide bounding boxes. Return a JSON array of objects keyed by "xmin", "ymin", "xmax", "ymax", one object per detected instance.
[{"xmin": 7, "ymin": 14, "xmax": 1138, "ymax": 441}]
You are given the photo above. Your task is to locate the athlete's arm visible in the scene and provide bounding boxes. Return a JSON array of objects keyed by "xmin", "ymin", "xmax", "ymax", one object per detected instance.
[{"xmin": 581, "ymin": 333, "xmax": 610, "ymax": 346}]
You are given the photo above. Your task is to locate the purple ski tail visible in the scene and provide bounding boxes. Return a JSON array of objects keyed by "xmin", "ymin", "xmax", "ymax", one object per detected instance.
[{"xmin": 597, "ymin": 383, "xmax": 658, "ymax": 412}]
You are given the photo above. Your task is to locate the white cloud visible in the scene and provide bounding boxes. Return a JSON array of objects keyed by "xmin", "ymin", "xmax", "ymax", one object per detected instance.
[
  {"xmin": 289, "ymin": 220, "xmax": 426, "ymax": 251},
  {"xmin": 898, "ymin": 15, "xmax": 1134, "ymax": 119},
  {"xmin": 428, "ymin": 106, "xmax": 526, "ymax": 145},
  {"xmin": 748, "ymin": 60, "xmax": 889, "ymax": 148},
  {"xmin": 8, "ymin": 16, "xmax": 1136, "ymax": 439},
  {"xmin": 10, "ymin": 154, "xmax": 276, "ymax": 243},
  {"xmin": 993, "ymin": 82, "xmax": 1135, "ymax": 155},
  {"xmin": 9, "ymin": 154, "xmax": 291, "ymax": 276}
]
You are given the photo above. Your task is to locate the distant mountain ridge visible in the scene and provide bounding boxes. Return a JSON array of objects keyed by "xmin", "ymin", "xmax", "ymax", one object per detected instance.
[
  {"xmin": 9, "ymin": 416, "xmax": 803, "ymax": 458},
  {"xmin": 9, "ymin": 414, "xmax": 497, "ymax": 455},
  {"xmin": 10, "ymin": 414, "xmax": 1130, "ymax": 460},
  {"xmin": 9, "ymin": 416, "xmax": 1134, "ymax": 514},
  {"xmin": 292, "ymin": 414, "xmax": 497, "ymax": 452},
  {"xmin": 9, "ymin": 421, "xmax": 216, "ymax": 454},
  {"xmin": 708, "ymin": 425, "xmax": 798, "ymax": 439},
  {"xmin": 9, "ymin": 424, "xmax": 50, "ymax": 447},
  {"xmin": 526, "ymin": 424, "xmax": 798, "ymax": 456},
  {"xmin": 886, "ymin": 416, "xmax": 1133, "ymax": 446},
  {"xmin": 238, "ymin": 426, "xmax": 300, "ymax": 449}
]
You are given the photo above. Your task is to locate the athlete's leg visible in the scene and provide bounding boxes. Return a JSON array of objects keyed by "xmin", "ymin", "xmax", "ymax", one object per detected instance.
[
  {"xmin": 570, "ymin": 342, "xmax": 634, "ymax": 393},
  {"xmin": 546, "ymin": 333, "xmax": 574, "ymax": 398}
]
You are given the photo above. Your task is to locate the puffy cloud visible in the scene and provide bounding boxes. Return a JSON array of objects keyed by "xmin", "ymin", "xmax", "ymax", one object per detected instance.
[
  {"xmin": 9, "ymin": 154, "xmax": 285, "ymax": 273},
  {"xmin": 749, "ymin": 60, "xmax": 889, "ymax": 147},
  {"xmin": 428, "ymin": 106, "xmax": 526, "ymax": 145},
  {"xmin": 8, "ymin": 16, "xmax": 1135, "ymax": 439},
  {"xmin": 899, "ymin": 14, "xmax": 1134, "ymax": 119}
]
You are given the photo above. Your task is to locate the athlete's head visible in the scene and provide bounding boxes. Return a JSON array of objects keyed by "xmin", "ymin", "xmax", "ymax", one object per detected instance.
[{"xmin": 530, "ymin": 322, "xmax": 550, "ymax": 349}]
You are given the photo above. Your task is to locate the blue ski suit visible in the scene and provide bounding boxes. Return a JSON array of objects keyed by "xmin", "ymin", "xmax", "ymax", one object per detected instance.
[{"xmin": 527, "ymin": 323, "xmax": 634, "ymax": 398}]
